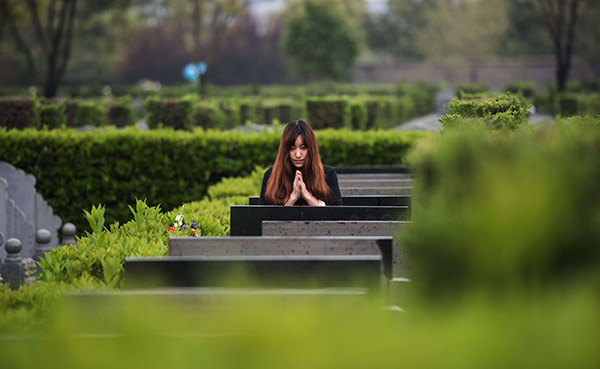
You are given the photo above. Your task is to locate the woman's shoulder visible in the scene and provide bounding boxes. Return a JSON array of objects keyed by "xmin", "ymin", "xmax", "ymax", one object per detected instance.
[
  {"xmin": 264, "ymin": 166, "xmax": 274, "ymax": 176},
  {"xmin": 322, "ymin": 164, "xmax": 337, "ymax": 176}
]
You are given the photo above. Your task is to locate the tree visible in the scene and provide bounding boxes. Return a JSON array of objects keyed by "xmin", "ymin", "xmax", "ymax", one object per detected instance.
[
  {"xmin": 415, "ymin": 0, "xmax": 508, "ymax": 82},
  {"xmin": 283, "ymin": 0, "xmax": 359, "ymax": 81},
  {"xmin": 0, "ymin": 0, "xmax": 78, "ymax": 97},
  {"xmin": 369, "ymin": 0, "xmax": 438, "ymax": 61},
  {"xmin": 533, "ymin": 0, "xmax": 584, "ymax": 91}
]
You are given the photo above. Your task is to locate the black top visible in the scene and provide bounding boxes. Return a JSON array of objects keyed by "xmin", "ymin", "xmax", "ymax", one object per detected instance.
[{"xmin": 259, "ymin": 165, "xmax": 343, "ymax": 206}]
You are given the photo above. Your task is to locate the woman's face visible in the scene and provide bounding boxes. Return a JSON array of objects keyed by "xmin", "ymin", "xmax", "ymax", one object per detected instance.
[{"xmin": 289, "ymin": 135, "xmax": 308, "ymax": 169}]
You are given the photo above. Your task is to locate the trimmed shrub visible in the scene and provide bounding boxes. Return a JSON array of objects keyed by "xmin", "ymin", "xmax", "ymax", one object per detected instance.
[
  {"xmin": 106, "ymin": 96, "xmax": 134, "ymax": 128},
  {"xmin": 75, "ymin": 100, "xmax": 105, "ymax": 127},
  {"xmin": 397, "ymin": 81, "xmax": 437, "ymax": 116},
  {"xmin": 0, "ymin": 98, "xmax": 40, "ymax": 130},
  {"xmin": 39, "ymin": 101, "xmax": 67, "ymax": 129},
  {"xmin": 194, "ymin": 100, "xmax": 227, "ymax": 129},
  {"xmin": 350, "ymin": 100, "xmax": 368, "ymax": 130},
  {"xmin": 306, "ymin": 97, "xmax": 351, "ymax": 129},
  {"xmin": 219, "ymin": 100, "xmax": 241, "ymax": 129},
  {"xmin": 145, "ymin": 95, "xmax": 195, "ymax": 130},
  {"xmin": 440, "ymin": 92, "xmax": 530, "ymax": 131}
]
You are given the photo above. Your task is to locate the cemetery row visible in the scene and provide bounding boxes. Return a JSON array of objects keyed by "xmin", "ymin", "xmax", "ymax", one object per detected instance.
[
  {"xmin": 0, "ymin": 161, "xmax": 413, "ymax": 310},
  {"xmin": 0, "ymin": 81, "xmax": 437, "ymax": 131},
  {"xmin": 0, "ymin": 128, "xmax": 429, "ymax": 234}
]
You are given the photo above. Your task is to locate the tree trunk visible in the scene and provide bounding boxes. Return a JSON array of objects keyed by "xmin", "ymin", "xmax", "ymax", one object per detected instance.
[{"xmin": 536, "ymin": 0, "xmax": 580, "ymax": 92}]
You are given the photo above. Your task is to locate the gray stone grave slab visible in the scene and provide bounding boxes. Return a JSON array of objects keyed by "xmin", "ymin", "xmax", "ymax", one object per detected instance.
[
  {"xmin": 0, "ymin": 162, "xmax": 62, "ymax": 247},
  {"xmin": 123, "ymin": 255, "xmax": 383, "ymax": 296},
  {"xmin": 230, "ymin": 205, "xmax": 408, "ymax": 236},
  {"xmin": 169, "ymin": 235, "xmax": 393, "ymax": 279},
  {"xmin": 0, "ymin": 178, "xmax": 35, "ymax": 260},
  {"xmin": 338, "ymin": 179, "xmax": 413, "ymax": 188},
  {"xmin": 340, "ymin": 187, "xmax": 413, "ymax": 196},
  {"xmin": 261, "ymin": 221, "xmax": 410, "ymax": 278},
  {"xmin": 337, "ymin": 173, "xmax": 412, "ymax": 180},
  {"xmin": 335, "ymin": 165, "xmax": 411, "ymax": 174}
]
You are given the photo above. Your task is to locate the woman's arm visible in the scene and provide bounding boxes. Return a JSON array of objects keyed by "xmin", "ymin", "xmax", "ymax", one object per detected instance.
[
  {"xmin": 325, "ymin": 167, "xmax": 343, "ymax": 205},
  {"xmin": 258, "ymin": 167, "xmax": 273, "ymax": 205}
]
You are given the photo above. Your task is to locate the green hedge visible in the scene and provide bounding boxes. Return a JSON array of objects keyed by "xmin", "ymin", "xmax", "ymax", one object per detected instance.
[
  {"xmin": 0, "ymin": 128, "xmax": 429, "ymax": 232},
  {"xmin": 0, "ymin": 97, "xmax": 134, "ymax": 129},
  {"xmin": 440, "ymin": 92, "xmax": 530, "ymax": 131},
  {"xmin": 306, "ymin": 97, "xmax": 352, "ymax": 129},
  {"xmin": 39, "ymin": 101, "xmax": 66, "ymax": 129},
  {"xmin": 0, "ymin": 98, "xmax": 40, "ymax": 129}
]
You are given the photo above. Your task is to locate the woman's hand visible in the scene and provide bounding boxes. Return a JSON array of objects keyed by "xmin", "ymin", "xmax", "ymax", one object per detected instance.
[
  {"xmin": 297, "ymin": 171, "xmax": 322, "ymax": 206},
  {"xmin": 285, "ymin": 171, "xmax": 303, "ymax": 206}
]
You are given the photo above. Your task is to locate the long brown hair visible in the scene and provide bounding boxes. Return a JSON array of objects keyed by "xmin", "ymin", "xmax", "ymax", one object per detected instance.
[{"xmin": 265, "ymin": 120, "xmax": 332, "ymax": 205}]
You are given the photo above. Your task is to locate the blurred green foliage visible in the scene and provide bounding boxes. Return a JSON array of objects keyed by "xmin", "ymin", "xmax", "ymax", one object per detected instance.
[
  {"xmin": 283, "ymin": 0, "xmax": 360, "ymax": 81},
  {"xmin": 405, "ymin": 117, "xmax": 600, "ymax": 302}
]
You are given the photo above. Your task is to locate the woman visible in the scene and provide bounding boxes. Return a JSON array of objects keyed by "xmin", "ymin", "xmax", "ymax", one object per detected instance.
[{"xmin": 259, "ymin": 120, "xmax": 342, "ymax": 206}]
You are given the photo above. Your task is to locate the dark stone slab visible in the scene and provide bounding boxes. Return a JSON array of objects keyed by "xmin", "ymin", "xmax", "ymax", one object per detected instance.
[
  {"xmin": 335, "ymin": 165, "xmax": 411, "ymax": 174},
  {"xmin": 123, "ymin": 255, "xmax": 383, "ymax": 295},
  {"xmin": 169, "ymin": 236, "xmax": 393, "ymax": 279},
  {"xmin": 230, "ymin": 205, "xmax": 409, "ymax": 236},
  {"xmin": 248, "ymin": 195, "xmax": 411, "ymax": 207}
]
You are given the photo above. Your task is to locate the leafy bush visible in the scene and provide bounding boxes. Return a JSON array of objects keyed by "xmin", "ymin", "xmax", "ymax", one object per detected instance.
[
  {"xmin": 39, "ymin": 198, "xmax": 230, "ymax": 287},
  {"xmin": 207, "ymin": 166, "xmax": 265, "ymax": 200},
  {"xmin": 74, "ymin": 100, "xmax": 105, "ymax": 127},
  {"xmin": 106, "ymin": 96, "xmax": 134, "ymax": 128},
  {"xmin": 39, "ymin": 101, "xmax": 67, "ymax": 129},
  {"xmin": 0, "ymin": 98, "xmax": 40, "ymax": 130},
  {"xmin": 144, "ymin": 95, "xmax": 195, "ymax": 130},
  {"xmin": 194, "ymin": 100, "xmax": 227, "ymax": 129},
  {"xmin": 306, "ymin": 97, "xmax": 352, "ymax": 129},
  {"xmin": 440, "ymin": 92, "xmax": 530, "ymax": 131}
]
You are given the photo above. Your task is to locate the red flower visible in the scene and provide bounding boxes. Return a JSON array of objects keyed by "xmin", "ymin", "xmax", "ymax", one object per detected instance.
[{"xmin": 167, "ymin": 226, "xmax": 176, "ymax": 232}]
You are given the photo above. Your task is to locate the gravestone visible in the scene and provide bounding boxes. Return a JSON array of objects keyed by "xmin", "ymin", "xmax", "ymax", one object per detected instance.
[
  {"xmin": 0, "ymin": 178, "xmax": 35, "ymax": 260},
  {"xmin": 1, "ymin": 238, "xmax": 37, "ymax": 290},
  {"xmin": 169, "ymin": 235, "xmax": 393, "ymax": 279},
  {"xmin": 230, "ymin": 205, "xmax": 408, "ymax": 236},
  {"xmin": 261, "ymin": 221, "xmax": 410, "ymax": 278},
  {"xmin": 337, "ymin": 179, "xmax": 413, "ymax": 188},
  {"xmin": 0, "ymin": 162, "xmax": 62, "ymax": 248},
  {"xmin": 340, "ymin": 187, "xmax": 413, "ymax": 196},
  {"xmin": 123, "ymin": 255, "xmax": 384, "ymax": 295}
]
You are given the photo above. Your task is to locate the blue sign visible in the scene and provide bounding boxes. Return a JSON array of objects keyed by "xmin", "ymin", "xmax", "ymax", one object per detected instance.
[
  {"xmin": 182, "ymin": 61, "xmax": 207, "ymax": 81},
  {"xmin": 197, "ymin": 62, "xmax": 207, "ymax": 75}
]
